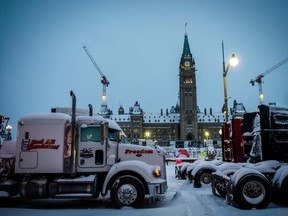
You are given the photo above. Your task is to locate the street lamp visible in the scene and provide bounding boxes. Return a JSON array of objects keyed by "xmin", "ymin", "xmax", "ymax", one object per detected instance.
[
  {"xmin": 144, "ymin": 131, "xmax": 150, "ymax": 146},
  {"xmin": 222, "ymin": 41, "xmax": 239, "ymax": 122},
  {"xmin": 6, "ymin": 125, "xmax": 12, "ymax": 141},
  {"xmin": 204, "ymin": 131, "xmax": 209, "ymax": 140},
  {"xmin": 145, "ymin": 131, "xmax": 150, "ymax": 140}
]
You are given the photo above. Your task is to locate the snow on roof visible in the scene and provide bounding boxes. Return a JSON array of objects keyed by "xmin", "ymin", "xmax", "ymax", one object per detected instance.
[
  {"xmin": 197, "ymin": 112, "xmax": 226, "ymax": 123},
  {"xmin": 111, "ymin": 114, "xmax": 131, "ymax": 122},
  {"xmin": 76, "ymin": 115, "xmax": 105, "ymax": 125},
  {"xmin": 143, "ymin": 113, "xmax": 180, "ymax": 123},
  {"xmin": 105, "ymin": 118, "xmax": 122, "ymax": 131},
  {"xmin": 76, "ymin": 116, "xmax": 122, "ymax": 131},
  {"xmin": 110, "ymin": 112, "xmax": 226, "ymax": 123}
]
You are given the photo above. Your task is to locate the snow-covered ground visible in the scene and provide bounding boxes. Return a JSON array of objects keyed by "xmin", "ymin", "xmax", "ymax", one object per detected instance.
[{"xmin": 0, "ymin": 163, "xmax": 287, "ymax": 216}]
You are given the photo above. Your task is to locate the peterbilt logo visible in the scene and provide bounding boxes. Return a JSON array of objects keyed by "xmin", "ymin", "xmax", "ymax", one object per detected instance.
[{"xmin": 125, "ymin": 149, "xmax": 153, "ymax": 157}]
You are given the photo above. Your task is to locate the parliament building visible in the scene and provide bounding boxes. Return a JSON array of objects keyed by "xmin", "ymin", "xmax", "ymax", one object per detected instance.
[{"xmin": 108, "ymin": 32, "xmax": 246, "ymax": 146}]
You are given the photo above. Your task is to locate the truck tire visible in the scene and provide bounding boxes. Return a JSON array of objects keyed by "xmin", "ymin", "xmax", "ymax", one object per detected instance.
[
  {"xmin": 280, "ymin": 176, "xmax": 288, "ymax": 204},
  {"xmin": 233, "ymin": 174, "xmax": 271, "ymax": 209},
  {"xmin": 213, "ymin": 178, "xmax": 226, "ymax": 197},
  {"xmin": 178, "ymin": 169, "xmax": 186, "ymax": 180},
  {"xmin": 194, "ymin": 168, "xmax": 214, "ymax": 188},
  {"xmin": 110, "ymin": 176, "xmax": 145, "ymax": 209},
  {"xmin": 200, "ymin": 170, "xmax": 213, "ymax": 184}
]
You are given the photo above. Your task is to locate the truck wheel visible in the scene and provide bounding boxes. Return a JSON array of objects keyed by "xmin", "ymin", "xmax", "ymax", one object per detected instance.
[
  {"xmin": 233, "ymin": 174, "xmax": 271, "ymax": 209},
  {"xmin": 178, "ymin": 170, "xmax": 186, "ymax": 180},
  {"xmin": 280, "ymin": 176, "xmax": 288, "ymax": 204},
  {"xmin": 214, "ymin": 179, "xmax": 226, "ymax": 197},
  {"xmin": 194, "ymin": 169, "xmax": 214, "ymax": 188},
  {"xmin": 111, "ymin": 176, "xmax": 145, "ymax": 209},
  {"xmin": 200, "ymin": 171, "xmax": 212, "ymax": 185}
]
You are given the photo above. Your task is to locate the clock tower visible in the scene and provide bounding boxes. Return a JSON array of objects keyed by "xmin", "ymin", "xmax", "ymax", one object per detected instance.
[{"xmin": 179, "ymin": 33, "xmax": 198, "ymax": 140}]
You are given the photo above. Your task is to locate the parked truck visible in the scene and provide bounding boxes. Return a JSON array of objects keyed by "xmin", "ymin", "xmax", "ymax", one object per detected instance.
[
  {"xmin": 223, "ymin": 104, "xmax": 288, "ymax": 163},
  {"xmin": 0, "ymin": 91, "xmax": 167, "ymax": 208},
  {"xmin": 182, "ymin": 104, "xmax": 288, "ymax": 209},
  {"xmin": 213, "ymin": 104, "xmax": 288, "ymax": 209}
]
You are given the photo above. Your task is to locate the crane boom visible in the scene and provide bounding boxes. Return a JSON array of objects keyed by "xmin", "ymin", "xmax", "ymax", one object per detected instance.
[
  {"xmin": 83, "ymin": 46, "xmax": 109, "ymax": 86},
  {"xmin": 83, "ymin": 46, "xmax": 110, "ymax": 116},
  {"xmin": 250, "ymin": 57, "xmax": 288, "ymax": 85},
  {"xmin": 250, "ymin": 57, "xmax": 288, "ymax": 104}
]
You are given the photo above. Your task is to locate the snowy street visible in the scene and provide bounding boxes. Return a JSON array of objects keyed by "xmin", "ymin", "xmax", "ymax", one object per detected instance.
[{"xmin": 0, "ymin": 163, "xmax": 287, "ymax": 216}]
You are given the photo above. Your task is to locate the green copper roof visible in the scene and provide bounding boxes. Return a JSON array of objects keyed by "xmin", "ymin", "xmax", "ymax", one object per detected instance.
[{"xmin": 182, "ymin": 34, "xmax": 191, "ymax": 57}]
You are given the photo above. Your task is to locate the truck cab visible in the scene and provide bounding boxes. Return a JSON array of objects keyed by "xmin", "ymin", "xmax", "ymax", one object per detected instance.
[{"xmin": 0, "ymin": 91, "xmax": 167, "ymax": 208}]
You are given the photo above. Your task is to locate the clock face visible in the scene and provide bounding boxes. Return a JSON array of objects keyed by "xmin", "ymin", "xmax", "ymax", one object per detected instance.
[{"xmin": 184, "ymin": 61, "xmax": 190, "ymax": 67}]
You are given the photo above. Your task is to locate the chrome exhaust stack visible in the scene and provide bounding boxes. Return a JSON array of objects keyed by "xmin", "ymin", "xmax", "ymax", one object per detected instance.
[{"xmin": 70, "ymin": 90, "xmax": 76, "ymax": 174}]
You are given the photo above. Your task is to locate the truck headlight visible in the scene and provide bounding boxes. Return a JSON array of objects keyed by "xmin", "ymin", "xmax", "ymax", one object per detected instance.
[{"xmin": 153, "ymin": 169, "xmax": 161, "ymax": 177}]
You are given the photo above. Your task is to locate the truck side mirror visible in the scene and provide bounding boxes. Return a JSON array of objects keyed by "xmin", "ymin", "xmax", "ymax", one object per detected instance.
[{"xmin": 101, "ymin": 122, "xmax": 108, "ymax": 145}]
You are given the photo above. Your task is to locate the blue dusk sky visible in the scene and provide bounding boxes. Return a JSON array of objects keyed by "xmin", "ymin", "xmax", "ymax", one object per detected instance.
[{"xmin": 1, "ymin": 0, "xmax": 288, "ymax": 136}]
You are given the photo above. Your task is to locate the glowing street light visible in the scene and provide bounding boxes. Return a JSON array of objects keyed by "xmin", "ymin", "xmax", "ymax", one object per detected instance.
[
  {"xmin": 222, "ymin": 41, "xmax": 239, "ymax": 122},
  {"xmin": 6, "ymin": 124, "xmax": 12, "ymax": 140},
  {"xmin": 229, "ymin": 54, "xmax": 239, "ymax": 67},
  {"xmin": 145, "ymin": 131, "xmax": 150, "ymax": 140},
  {"xmin": 204, "ymin": 131, "xmax": 210, "ymax": 140}
]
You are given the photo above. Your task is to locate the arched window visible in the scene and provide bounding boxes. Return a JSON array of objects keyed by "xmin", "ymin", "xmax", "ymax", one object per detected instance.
[{"xmin": 186, "ymin": 133, "xmax": 193, "ymax": 140}]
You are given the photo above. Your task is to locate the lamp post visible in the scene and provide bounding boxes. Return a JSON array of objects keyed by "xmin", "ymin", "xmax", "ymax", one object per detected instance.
[
  {"xmin": 222, "ymin": 41, "xmax": 239, "ymax": 122},
  {"xmin": 6, "ymin": 125, "xmax": 12, "ymax": 141}
]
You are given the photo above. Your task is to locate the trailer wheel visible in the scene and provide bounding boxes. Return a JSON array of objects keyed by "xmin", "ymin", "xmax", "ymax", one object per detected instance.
[
  {"xmin": 233, "ymin": 174, "xmax": 271, "ymax": 209},
  {"xmin": 110, "ymin": 176, "xmax": 145, "ymax": 209}
]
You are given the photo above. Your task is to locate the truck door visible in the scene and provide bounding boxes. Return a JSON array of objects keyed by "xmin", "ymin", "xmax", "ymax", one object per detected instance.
[{"xmin": 77, "ymin": 125, "xmax": 106, "ymax": 168}]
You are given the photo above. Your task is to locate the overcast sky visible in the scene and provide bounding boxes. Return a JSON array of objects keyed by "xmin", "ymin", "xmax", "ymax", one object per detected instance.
[{"xmin": 1, "ymin": 0, "xmax": 288, "ymax": 136}]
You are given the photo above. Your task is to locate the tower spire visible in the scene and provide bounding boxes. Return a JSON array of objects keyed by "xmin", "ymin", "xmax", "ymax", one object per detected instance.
[{"xmin": 182, "ymin": 27, "xmax": 191, "ymax": 58}]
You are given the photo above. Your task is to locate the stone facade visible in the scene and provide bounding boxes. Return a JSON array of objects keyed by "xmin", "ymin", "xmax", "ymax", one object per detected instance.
[{"xmin": 108, "ymin": 33, "xmax": 246, "ymax": 145}]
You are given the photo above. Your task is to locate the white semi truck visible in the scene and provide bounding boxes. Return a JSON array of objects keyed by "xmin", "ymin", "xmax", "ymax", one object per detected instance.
[{"xmin": 0, "ymin": 91, "xmax": 167, "ymax": 208}]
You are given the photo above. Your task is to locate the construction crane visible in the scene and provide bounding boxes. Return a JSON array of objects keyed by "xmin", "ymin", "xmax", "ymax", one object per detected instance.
[
  {"xmin": 250, "ymin": 57, "xmax": 288, "ymax": 105},
  {"xmin": 83, "ymin": 46, "xmax": 110, "ymax": 115}
]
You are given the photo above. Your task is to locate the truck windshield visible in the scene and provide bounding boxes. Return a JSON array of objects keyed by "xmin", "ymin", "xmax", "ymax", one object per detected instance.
[{"xmin": 81, "ymin": 127, "xmax": 101, "ymax": 142}]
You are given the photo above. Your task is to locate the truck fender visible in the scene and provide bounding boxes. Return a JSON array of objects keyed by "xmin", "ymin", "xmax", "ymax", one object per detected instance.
[
  {"xmin": 272, "ymin": 165, "xmax": 288, "ymax": 188},
  {"xmin": 229, "ymin": 167, "xmax": 271, "ymax": 209},
  {"xmin": 191, "ymin": 163, "xmax": 219, "ymax": 177},
  {"xmin": 191, "ymin": 163, "xmax": 218, "ymax": 187},
  {"xmin": 272, "ymin": 165, "xmax": 288, "ymax": 203},
  {"xmin": 101, "ymin": 160, "xmax": 160, "ymax": 196}
]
